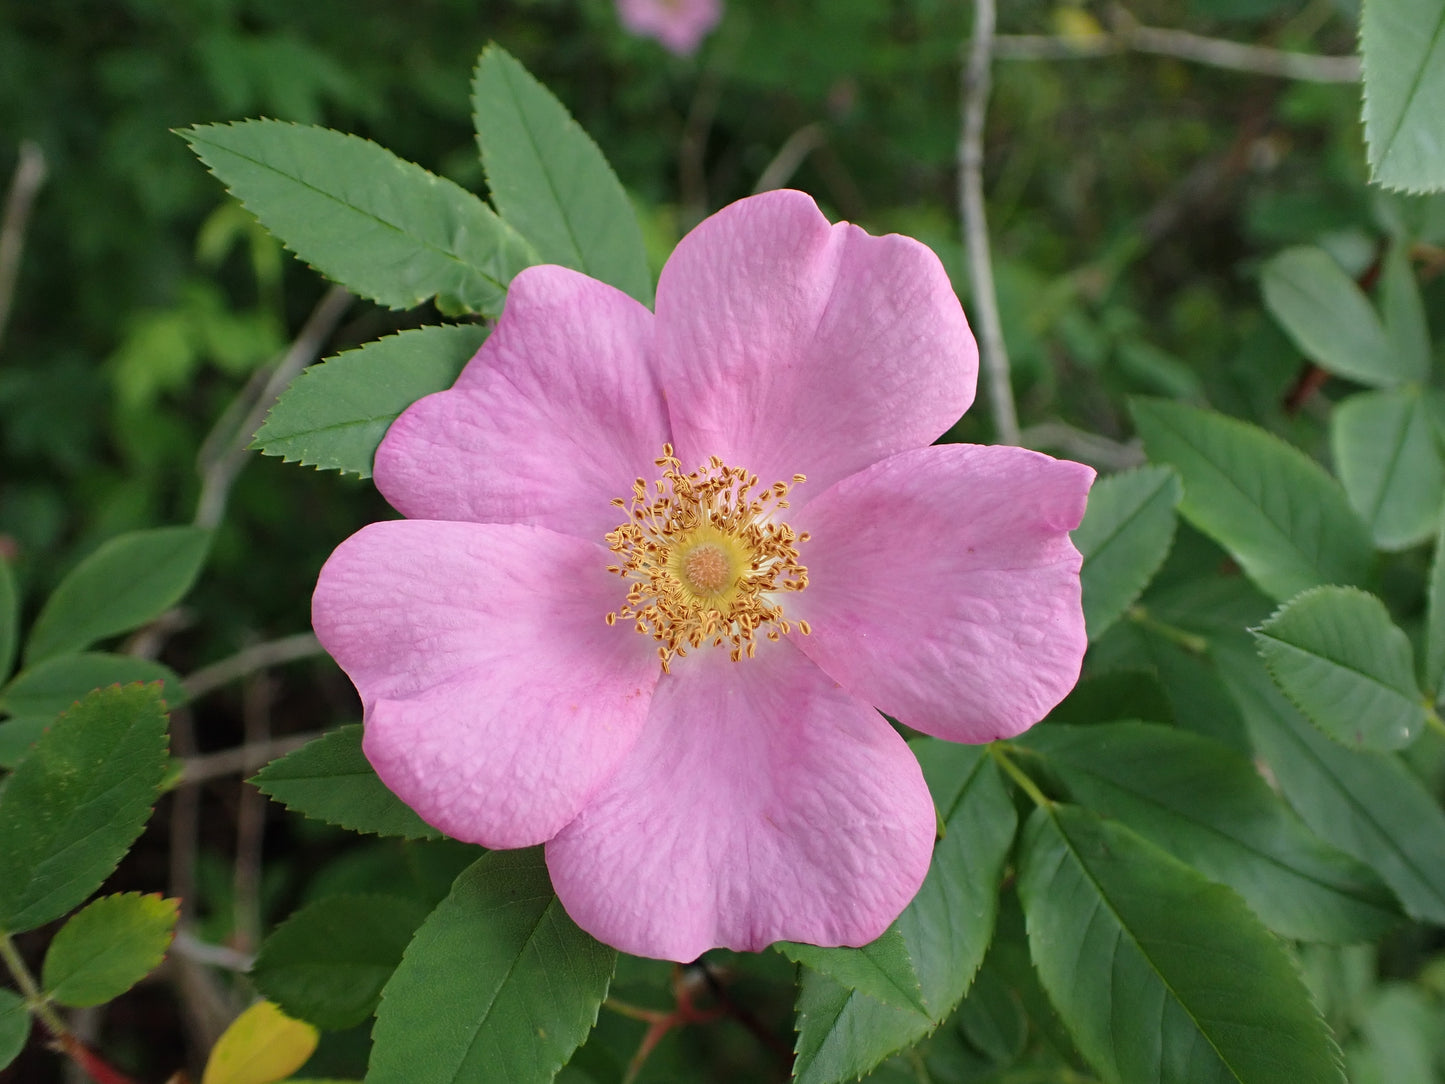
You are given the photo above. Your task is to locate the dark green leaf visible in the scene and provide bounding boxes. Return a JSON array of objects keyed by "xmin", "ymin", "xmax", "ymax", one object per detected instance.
[
  {"xmin": 23, "ymin": 527, "xmax": 211, "ymax": 664},
  {"xmin": 0, "ymin": 717, "xmax": 48, "ymax": 769},
  {"xmin": 778, "ymin": 927, "xmax": 926, "ymax": 1014},
  {"xmin": 1131, "ymin": 398, "xmax": 1373, "ymax": 602},
  {"xmin": 472, "ymin": 45, "xmax": 652, "ymax": 305},
  {"xmin": 0, "ymin": 652, "xmax": 185, "ymax": 719},
  {"xmin": 252, "ymin": 725, "xmax": 441, "ymax": 840},
  {"xmin": 42, "ymin": 893, "xmax": 179, "ymax": 1007},
  {"xmin": 1018, "ymin": 721, "xmax": 1399, "ymax": 943},
  {"xmin": 1256, "ymin": 586, "xmax": 1425, "ymax": 751},
  {"xmin": 1018, "ymin": 804, "xmax": 1345, "ymax": 1084},
  {"xmin": 1379, "ymin": 240, "xmax": 1432, "ymax": 381},
  {"xmin": 368, "ymin": 849, "xmax": 614, "ymax": 1084},
  {"xmin": 1425, "ymin": 511, "xmax": 1445, "ymax": 700},
  {"xmin": 1220, "ymin": 642, "xmax": 1445, "ymax": 925},
  {"xmin": 183, "ymin": 121, "xmax": 535, "ymax": 315},
  {"xmin": 1362, "ymin": 0, "xmax": 1445, "ymax": 192},
  {"xmin": 1072, "ymin": 465, "xmax": 1181, "ymax": 640},
  {"xmin": 0, "ymin": 684, "xmax": 169, "ymax": 933},
  {"xmin": 252, "ymin": 893, "xmax": 431, "ymax": 1029},
  {"xmin": 791, "ymin": 742, "xmax": 1017, "ymax": 1083},
  {"xmin": 1261, "ymin": 247, "xmax": 1398, "ymax": 386},
  {"xmin": 1330, "ymin": 387, "xmax": 1445, "ymax": 551},
  {"xmin": 0, "ymin": 988, "xmax": 27, "ymax": 1071},
  {"xmin": 0, "ymin": 559, "xmax": 16, "ymax": 684},
  {"xmin": 253, "ymin": 325, "xmax": 487, "ymax": 477}
]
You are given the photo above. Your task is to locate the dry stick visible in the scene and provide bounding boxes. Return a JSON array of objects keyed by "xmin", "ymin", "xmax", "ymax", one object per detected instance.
[
  {"xmin": 193, "ymin": 284, "xmax": 352, "ymax": 530},
  {"xmin": 179, "ymin": 731, "xmax": 319, "ymax": 787},
  {"xmin": 0, "ymin": 140, "xmax": 47, "ymax": 352},
  {"xmin": 183, "ymin": 632, "xmax": 323, "ymax": 702},
  {"xmin": 753, "ymin": 123, "xmax": 827, "ymax": 194},
  {"xmin": 958, "ymin": 0, "xmax": 1020, "ymax": 446},
  {"xmin": 231, "ymin": 673, "xmax": 272, "ymax": 955}
]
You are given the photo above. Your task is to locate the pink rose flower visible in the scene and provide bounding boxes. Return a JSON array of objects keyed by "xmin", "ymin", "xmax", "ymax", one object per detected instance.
[
  {"xmin": 312, "ymin": 190, "xmax": 1094, "ymax": 962},
  {"xmin": 615, "ymin": 0, "xmax": 721, "ymax": 55}
]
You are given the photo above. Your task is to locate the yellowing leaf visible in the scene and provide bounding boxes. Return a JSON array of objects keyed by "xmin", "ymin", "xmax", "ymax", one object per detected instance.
[{"xmin": 202, "ymin": 1001, "xmax": 318, "ymax": 1084}]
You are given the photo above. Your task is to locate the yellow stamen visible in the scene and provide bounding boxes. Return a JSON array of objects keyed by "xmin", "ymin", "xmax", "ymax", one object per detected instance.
[{"xmin": 604, "ymin": 444, "xmax": 811, "ymax": 672}]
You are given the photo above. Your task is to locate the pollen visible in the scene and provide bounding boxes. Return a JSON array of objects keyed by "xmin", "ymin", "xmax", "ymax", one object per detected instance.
[{"xmin": 605, "ymin": 444, "xmax": 811, "ymax": 672}]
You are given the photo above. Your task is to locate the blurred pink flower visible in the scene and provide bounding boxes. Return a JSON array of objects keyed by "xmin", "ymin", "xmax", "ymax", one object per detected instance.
[
  {"xmin": 312, "ymin": 190, "xmax": 1093, "ymax": 962},
  {"xmin": 615, "ymin": 0, "xmax": 721, "ymax": 55}
]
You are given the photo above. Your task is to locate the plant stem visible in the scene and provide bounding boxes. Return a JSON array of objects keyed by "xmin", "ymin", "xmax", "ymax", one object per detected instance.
[
  {"xmin": 0, "ymin": 932, "xmax": 67, "ymax": 1037},
  {"xmin": 989, "ymin": 743, "xmax": 1051, "ymax": 809}
]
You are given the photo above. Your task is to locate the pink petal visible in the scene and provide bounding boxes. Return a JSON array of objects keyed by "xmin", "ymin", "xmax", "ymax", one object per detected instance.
[
  {"xmin": 789, "ymin": 444, "xmax": 1094, "ymax": 743},
  {"xmin": 312, "ymin": 519, "xmax": 659, "ymax": 848},
  {"xmin": 653, "ymin": 190, "xmax": 976, "ymax": 499},
  {"xmin": 373, "ymin": 266, "xmax": 668, "ymax": 540},
  {"xmin": 616, "ymin": 0, "xmax": 721, "ymax": 54},
  {"xmin": 546, "ymin": 640, "xmax": 935, "ymax": 961}
]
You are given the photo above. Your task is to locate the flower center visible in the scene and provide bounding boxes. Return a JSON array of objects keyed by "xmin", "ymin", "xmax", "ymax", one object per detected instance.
[{"xmin": 605, "ymin": 444, "xmax": 811, "ymax": 672}]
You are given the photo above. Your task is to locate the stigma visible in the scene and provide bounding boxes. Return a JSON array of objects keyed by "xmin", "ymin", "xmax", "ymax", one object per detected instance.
[{"xmin": 605, "ymin": 444, "xmax": 811, "ymax": 672}]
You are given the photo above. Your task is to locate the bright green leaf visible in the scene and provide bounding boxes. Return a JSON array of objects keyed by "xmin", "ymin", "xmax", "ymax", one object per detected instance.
[
  {"xmin": 202, "ymin": 1000, "xmax": 319, "ymax": 1084},
  {"xmin": 0, "ymin": 684, "xmax": 169, "ymax": 933},
  {"xmin": 0, "ymin": 652, "xmax": 185, "ymax": 718},
  {"xmin": 251, "ymin": 893, "xmax": 430, "ymax": 1030},
  {"xmin": 24, "ymin": 526, "xmax": 211, "ymax": 664},
  {"xmin": 1379, "ymin": 240, "xmax": 1432, "ymax": 381},
  {"xmin": 42, "ymin": 893, "xmax": 179, "ymax": 1007},
  {"xmin": 1261, "ymin": 247, "xmax": 1399, "ymax": 386},
  {"xmin": 368, "ymin": 849, "xmax": 614, "ymax": 1084},
  {"xmin": 253, "ymin": 325, "xmax": 487, "ymax": 477},
  {"xmin": 778, "ymin": 927, "xmax": 926, "ymax": 1015},
  {"xmin": 1018, "ymin": 721, "xmax": 1399, "ymax": 943},
  {"xmin": 791, "ymin": 741, "xmax": 1016, "ymax": 1083},
  {"xmin": 1362, "ymin": 0, "xmax": 1445, "ymax": 192},
  {"xmin": 0, "ymin": 559, "xmax": 16, "ymax": 684},
  {"xmin": 1018, "ymin": 804, "xmax": 1345, "ymax": 1084},
  {"xmin": 1256, "ymin": 586, "xmax": 1426, "ymax": 751},
  {"xmin": 1220, "ymin": 642, "xmax": 1445, "ymax": 925},
  {"xmin": 1130, "ymin": 398, "xmax": 1373, "ymax": 602},
  {"xmin": 1425, "ymin": 511, "xmax": 1445, "ymax": 700},
  {"xmin": 251, "ymin": 725, "xmax": 440, "ymax": 840},
  {"xmin": 1330, "ymin": 387, "xmax": 1445, "ymax": 550},
  {"xmin": 472, "ymin": 45, "xmax": 652, "ymax": 305},
  {"xmin": 1071, "ymin": 465, "xmax": 1181, "ymax": 640},
  {"xmin": 0, "ymin": 987, "xmax": 28, "ymax": 1071},
  {"xmin": 183, "ymin": 121, "xmax": 535, "ymax": 315}
]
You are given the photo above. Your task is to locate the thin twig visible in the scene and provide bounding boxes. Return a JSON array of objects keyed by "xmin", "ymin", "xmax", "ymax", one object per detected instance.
[
  {"xmin": 753, "ymin": 124, "xmax": 827, "ymax": 194},
  {"xmin": 177, "ymin": 731, "xmax": 319, "ymax": 786},
  {"xmin": 959, "ymin": 0, "xmax": 1020, "ymax": 445},
  {"xmin": 231, "ymin": 673, "xmax": 271, "ymax": 954},
  {"xmin": 193, "ymin": 284, "xmax": 351, "ymax": 530},
  {"xmin": 1017, "ymin": 421, "xmax": 1144, "ymax": 471},
  {"xmin": 993, "ymin": 9, "xmax": 1359, "ymax": 84},
  {"xmin": 0, "ymin": 141, "xmax": 48, "ymax": 351},
  {"xmin": 182, "ymin": 632, "xmax": 323, "ymax": 701},
  {"xmin": 170, "ymin": 930, "xmax": 254, "ymax": 973}
]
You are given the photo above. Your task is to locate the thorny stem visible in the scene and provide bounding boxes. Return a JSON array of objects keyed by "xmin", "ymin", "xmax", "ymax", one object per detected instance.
[
  {"xmin": 958, "ymin": 0, "xmax": 1020, "ymax": 446},
  {"xmin": 988, "ymin": 743, "xmax": 1051, "ymax": 810}
]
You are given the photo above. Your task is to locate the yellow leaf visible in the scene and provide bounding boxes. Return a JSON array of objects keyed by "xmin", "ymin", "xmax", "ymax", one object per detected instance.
[{"xmin": 201, "ymin": 1001, "xmax": 319, "ymax": 1084}]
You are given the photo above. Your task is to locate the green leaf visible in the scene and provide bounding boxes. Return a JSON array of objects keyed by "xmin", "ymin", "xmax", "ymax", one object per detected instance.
[
  {"xmin": 1330, "ymin": 387, "xmax": 1445, "ymax": 551},
  {"xmin": 0, "ymin": 559, "xmax": 17, "ymax": 684},
  {"xmin": 368, "ymin": 849, "xmax": 614, "ymax": 1084},
  {"xmin": 252, "ymin": 725, "xmax": 440, "ymax": 840},
  {"xmin": 1130, "ymin": 398, "xmax": 1373, "ymax": 602},
  {"xmin": 252, "ymin": 893, "xmax": 430, "ymax": 1030},
  {"xmin": 1362, "ymin": 0, "xmax": 1445, "ymax": 192},
  {"xmin": 1255, "ymin": 586, "xmax": 1426, "ymax": 751},
  {"xmin": 472, "ymin": 45, "xmax": 652, "ymax": 305},
  {"xmin": 0, "ymin": 717, "xmax": 48, "ymax": 769},
  {"xmin": 1379, "ymin": 240, "xmax": 1432, "ymax": 381},
  {"xmin": 1018, "ymin": 803, "xmax": 1345, "ymax": 1084},
  {"xmin": 1071, "ymin": 465, "xmax": 1181, "ymax": 640},
  {"xmin": 1261, "ymin": 247, "xmax": 1399, "ymax": 386},
  {"xmin": 1220, "ymin": 642, "xmax": 1445, "ymax": 925},
  {"xmin": 1425, "ymin": 511, "xmax": 1445, "ymax": 700},
  {"xmin": 24, "ymin": 526, "xmax": 211, "ymax": 664},
  {"xmin": 0, "ymin": 987, "xmax": 28, "ymax": 1071},
  {"xmin": 1018, "ymin": 721, "xmax": 1399, "ymax": 943},
  {"xmin": 183, "ymin": 121, "xmax": 535, "ymax": 315},
  {"xmin": 0, "ymin": 684, "xmax": 169, "ymax": 933},
  {"xmin": 778, "ymin": 927, "xmax": 926, "ymax": 1014},
  {"xmin": 0, "ymin": 652, "xmax": 185, "ymax": 718},
  {"xmin": 41, "ymin": 893, "xmax": 179, "ymax": 1007},
  {"xmin": 253, "ymin": 325, "xmax": 487, "ymax": 477},
  {"xmin": 791, "ymin": 742, "xmax": 1017, "ymax": 1083}
]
